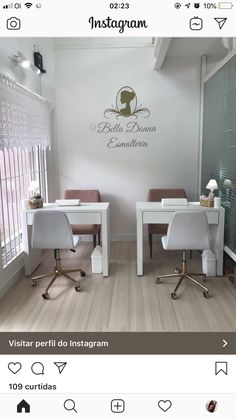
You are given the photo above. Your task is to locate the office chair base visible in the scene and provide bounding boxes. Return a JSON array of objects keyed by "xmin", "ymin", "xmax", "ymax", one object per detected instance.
[
  {"xmin": 156, "ymin": 271, "xmax": 209, "ymax": 299},
  {"xmin": 37, "ymin": 269, "xmax": 84, "ymax": 299},
  {"xmin": 31, "ymin": 252, "xmax": 86, "ymax": 299},
  {"xmin": 168, "ymin": 273, "xmax": 209, "ymax": 300},
  {"xmin": 155, "ymin": 273, "xmax": 181, "ymax": 284},
  {"xmin": 31, "ymin": 272, "xmax": 56, "ymax": 286},
  {"xmin": 156, "ymin": 250, "xmax": 210, "ymax": 299}
]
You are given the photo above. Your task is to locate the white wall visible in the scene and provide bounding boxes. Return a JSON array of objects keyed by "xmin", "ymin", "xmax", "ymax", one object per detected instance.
[
  {"xmin": 54, "ymin": 45, "xmax": 201, "ymax": 238},
  {"xmin": 0, "ymin": 38, "xmax": 41, "ymax": 93},
  {"xmin": 0, "ymin": 38, "xmax": 54, "ymax": 99}
]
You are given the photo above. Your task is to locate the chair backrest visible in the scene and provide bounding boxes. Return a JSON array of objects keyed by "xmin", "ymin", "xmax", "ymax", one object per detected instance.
[
  {"xmin": 64, "ymin": 189, "xmax": 101, "ymax": 202},
  {"xmin": 147, "ymin": 189, "xmax": 187, "ymax": 202},
  {"xmin": 165, "ymin": 211, "xmax": 210, "ymax": 250},
  {"xmin": 31, "ymin": 211, "xmax": 75, "ymax": 250}
]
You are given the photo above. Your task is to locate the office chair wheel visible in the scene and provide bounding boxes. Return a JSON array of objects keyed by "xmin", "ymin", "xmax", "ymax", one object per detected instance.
[
  {"xmin": 171, "ymin": 292, "xmax": 178, "ymax": 300},
  {"xmin": 42, "ymin": 292, "xmax": 49, "ymax": 300},
  {"xmin": 75, "ymin": 285, "xmax": 81, "ymax": 292},
  {"xmin": 175, "ymin": 267, "xmax": 181, "ymax": 274},
  {"xmin": 203, "ymin": 291, "xmax": 210, "ymax": 298},
  {"xmin": 80, "ymin": 271, "xmax": 86, "ymax": 278},
  {"xmin": 155, "ymin": 278, "xmax": 161, "ymax": 284},
  {"xmin": 31, "ymin": 279, "xmax": 37, "ymax": 287}
]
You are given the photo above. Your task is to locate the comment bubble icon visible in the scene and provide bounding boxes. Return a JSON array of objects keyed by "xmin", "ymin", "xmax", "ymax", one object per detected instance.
[{"xmin": 31, "ymin": 362, "xmax": 44, "ymax": 375}]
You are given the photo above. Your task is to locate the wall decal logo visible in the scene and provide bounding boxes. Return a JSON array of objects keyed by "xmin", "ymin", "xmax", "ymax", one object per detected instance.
[
  {"xmin": 104, "ymin": 86, "xmax": 150, "ymax": 119},
  {"xmin": 90, "ymin": 85, "xmax": 157, "ymax": 149}
]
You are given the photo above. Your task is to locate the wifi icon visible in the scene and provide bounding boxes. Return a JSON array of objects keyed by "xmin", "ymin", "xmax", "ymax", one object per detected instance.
[{"xmin": 25, "ymin": 2, "xmax": 33, "ymax": 8}]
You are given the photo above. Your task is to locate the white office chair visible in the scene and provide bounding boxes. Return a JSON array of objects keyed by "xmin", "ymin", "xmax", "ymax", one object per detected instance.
[
  {"xmin": 31, "ymin": 210, "xmax": 86, "ymax": 300},
  {"xmin": 156, "ymin": 211, "xmax": 211, "ymax": 299}
]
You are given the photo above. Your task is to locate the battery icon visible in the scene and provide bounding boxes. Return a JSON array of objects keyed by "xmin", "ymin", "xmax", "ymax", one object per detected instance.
[{"xmin": 218, "ymin": 2, "xmax": 234, "ymax": 8}]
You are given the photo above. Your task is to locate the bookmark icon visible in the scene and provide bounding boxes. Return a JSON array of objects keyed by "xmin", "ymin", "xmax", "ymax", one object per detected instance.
[{"xmin": 54, "ymin": 362, "xmax": 67, "ymax": 374}]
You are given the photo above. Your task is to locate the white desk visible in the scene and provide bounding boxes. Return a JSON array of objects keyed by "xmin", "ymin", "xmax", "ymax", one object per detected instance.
[
  {"xmin": 136, "ymin": 202, "xmax": 225, "ymax": 276},
  {"xmin": 22, "ymin": 202, "xmax": 110, "ymax": 277}
]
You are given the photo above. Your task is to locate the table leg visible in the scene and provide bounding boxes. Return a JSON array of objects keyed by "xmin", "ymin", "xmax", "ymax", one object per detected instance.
[
  {"xmin": 101, "ymin": 209, "xmax": 109, "ymax": 277},
  {"xmin": 137, "ymin": 209, "xmax": 143, "ymax": 276},
  {"xmin": 216, "ymin": 209, "xmax": 224, "ymax": 276},
  {"xmin": 22, "ymin": 211, "xmax": 41, "ymax": 276}
]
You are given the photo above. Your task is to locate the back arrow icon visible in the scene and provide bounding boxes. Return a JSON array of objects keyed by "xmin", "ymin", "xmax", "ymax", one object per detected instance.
[{"xmin": 223, "ymin": 339, "xmax": 228, "ymax": 348}]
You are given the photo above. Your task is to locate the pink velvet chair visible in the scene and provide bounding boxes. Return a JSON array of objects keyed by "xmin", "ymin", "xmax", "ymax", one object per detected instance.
[
  {"xmin": 64, "ymin": 189, "xmax": 101, "ymax": 248},
  {"xmin": 147, "ymin": 189, "xmax": 187, "ymax": 258}
]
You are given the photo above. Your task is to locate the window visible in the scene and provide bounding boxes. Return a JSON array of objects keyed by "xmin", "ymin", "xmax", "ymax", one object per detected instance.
[
  {"xmin": 201, "ymin": 54, "xmax": 236, "ymax": 259},
  {"xmin": 0, "ymin": 73, "xmax": 51, "ymax": 269},
  {"xmin": 0, "ymin": 146, "xmax": 47, "ymax": 267}
]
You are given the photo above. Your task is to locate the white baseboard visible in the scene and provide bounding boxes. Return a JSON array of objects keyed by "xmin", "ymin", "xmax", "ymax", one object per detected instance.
[
  {"xmin": 0, "ymin": 235, "xmax": 152, "ymax": 298},
  {"xmin": 110, "ymin": 234, "xmax": 136, "ymax": 242},
  {"xmin": 0, "ymin": 260, "xmax": 24, "ymax": 298},
  {"xmin": 79, "ymin": 234, "xmax": 149, "ymax": 242}
]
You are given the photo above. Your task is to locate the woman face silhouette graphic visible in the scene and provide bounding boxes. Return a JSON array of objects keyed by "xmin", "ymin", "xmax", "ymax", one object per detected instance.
[{"xmin": 119, "ymin": 89, "xmax": 136, "ymax": 116}]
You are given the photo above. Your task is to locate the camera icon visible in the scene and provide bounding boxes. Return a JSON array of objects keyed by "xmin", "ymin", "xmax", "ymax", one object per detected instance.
[{"xmin": 7, "ymin": 17, "xmax": 21, "ymax": 30}]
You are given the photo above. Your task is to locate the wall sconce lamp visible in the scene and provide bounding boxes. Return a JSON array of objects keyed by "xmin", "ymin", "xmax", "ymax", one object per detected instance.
[
  {"xmin": 11, "ymin": 51, "xmax": 41, "ymax": 75},
  {"xmin": 11, "ymin": 51, "xmax": 30, "ymax": 69},
  {"xmin": 223, "ymin": 178, "xmax": 233, "ymax": 202},
  {"xmin": 206, "ymin": 179, "xmax": 219, "ymax": 198},
  {"xmin": 33, "ymin": 47, "xmax": 46, "ymax": 74},
  {"xmin": 223, "ymin": 178, "xmax": 233, "ymax": 188}
]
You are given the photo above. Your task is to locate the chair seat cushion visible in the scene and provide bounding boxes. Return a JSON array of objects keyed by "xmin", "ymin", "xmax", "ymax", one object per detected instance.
[
  {"xmin": 71, "ymin": 224, "xmax": 100, "ymax": 235},
  {"xmin": 161, "ymin": 212, "xmax": 210, "ymax": 250}
]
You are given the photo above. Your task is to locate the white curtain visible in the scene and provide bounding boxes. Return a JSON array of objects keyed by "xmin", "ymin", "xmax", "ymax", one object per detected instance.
[{"xmin": 0, "ymin": 73, "xmax": 51, "ymax": 150}]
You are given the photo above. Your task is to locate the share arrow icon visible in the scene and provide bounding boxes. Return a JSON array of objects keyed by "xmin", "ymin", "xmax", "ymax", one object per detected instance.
[
  {"xmin": 54, "ymin": 362, "xmax": 67, "ymax": 374},
  {"xmin": 214, "ymin": 17, "xmax": 227, "ymax": 29}
]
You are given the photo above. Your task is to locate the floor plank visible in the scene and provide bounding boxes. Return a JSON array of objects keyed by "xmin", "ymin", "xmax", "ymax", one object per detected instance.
[{"xmin": 0, "ymin": 241, "xmax": 236, "ymax": 332}]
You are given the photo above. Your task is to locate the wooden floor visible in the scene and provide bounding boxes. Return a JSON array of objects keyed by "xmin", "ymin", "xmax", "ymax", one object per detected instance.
[{"xmin": 0, "ymin": 241, "xmax": 236, "ymax": 332}]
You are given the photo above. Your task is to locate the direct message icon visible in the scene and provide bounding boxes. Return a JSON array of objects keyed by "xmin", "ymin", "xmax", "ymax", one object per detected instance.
[
  {"xmin": 54, "ymin": 362, "xmax": 67, "ymax": 374},
  {"xmin": 8, "ymin": 362, "xmax": 22, "ymax": 374},
  {"xmin": 214, "ymin": 17, "xmax": 227, "ymax": 30},
  {"xmin": 158, "ymin": 400, "xmax": 172, "ymax": 412}
]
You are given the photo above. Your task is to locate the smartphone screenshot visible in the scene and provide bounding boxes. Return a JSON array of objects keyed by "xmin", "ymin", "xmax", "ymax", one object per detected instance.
[{"xmin": 0, "ymin": 0, "xmax": 236, "ymax": 417}]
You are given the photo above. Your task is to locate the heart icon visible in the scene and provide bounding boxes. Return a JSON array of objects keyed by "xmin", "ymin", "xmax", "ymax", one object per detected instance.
[
  {"xmin": 8, "ymin": 362, "xmax": 22, "ymax": 374},
  {"xmin": 158, "ymin": 400, "xmax": 172, "ymax": 412}
]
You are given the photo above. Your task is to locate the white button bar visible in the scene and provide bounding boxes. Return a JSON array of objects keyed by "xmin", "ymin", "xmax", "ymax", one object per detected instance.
[
  {"xmin": 0, "ymin": 355, "xmax": 234, "ymax": 394},
  {"xmin": 1, "ymin": 393, "xmax": 236, "ymax": 418},
  {"xmin": 0, "ymin": 0, "xmax": 236, "ymax": 36}
]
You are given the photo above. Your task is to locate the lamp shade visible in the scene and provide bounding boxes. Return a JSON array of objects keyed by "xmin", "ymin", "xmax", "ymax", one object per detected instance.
[
  {"xmin": 223, "ymin": 179, "xmax": 233, "ymax": 188},
  {"xmin": 206, "ymin": 179, "xmax": 218, "ymax": 191}
]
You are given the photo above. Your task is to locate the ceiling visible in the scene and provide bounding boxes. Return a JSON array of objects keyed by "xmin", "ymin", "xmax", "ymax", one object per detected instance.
[
  {"xmin": 53, "ymin": 37, "xmax": 229, "ymax": 61},
  {"xmin": 53, "ymin": 37, "xmax": 154, "ymax": 50},
  {"xmin": 166, "ymin": 38, "xmax": 228, "ymax": 58}
]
